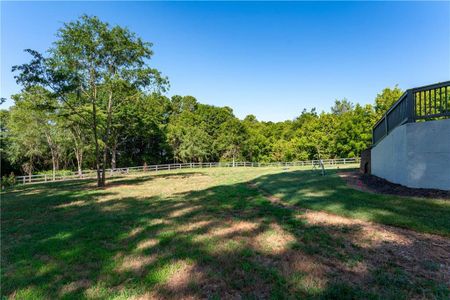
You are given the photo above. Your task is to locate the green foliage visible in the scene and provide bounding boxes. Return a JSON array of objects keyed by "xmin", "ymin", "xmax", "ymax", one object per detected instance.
[
  {"xmin": 331, "ymin": 98, "xmax": 354, "ymax": 115},
  {"xmin": 374, "ymin": 85, "xmax": 404, "ymax": 117},
  {"xmin": 1, "ymin": 173, "xmax": 16, "ymax": 188},
  {"xmin": 36, "ymin": 169, "xmax": 74, "ymax": 176}
]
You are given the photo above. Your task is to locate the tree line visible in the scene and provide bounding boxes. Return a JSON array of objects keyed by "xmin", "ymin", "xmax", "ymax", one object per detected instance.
[{"xmin": 0, "ymin": 15, "xmax": 403, "ymax": 186}]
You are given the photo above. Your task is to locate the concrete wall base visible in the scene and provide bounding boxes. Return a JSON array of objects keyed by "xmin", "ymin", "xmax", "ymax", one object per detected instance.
[{"xmin": 371, "ymin": 119, "xmax": 450, "ymax": 191}]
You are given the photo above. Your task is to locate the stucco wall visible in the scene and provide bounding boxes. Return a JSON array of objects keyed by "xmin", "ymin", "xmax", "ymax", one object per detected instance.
[{"xmin": 371, "ymin": 119, "xmax": 450, "ymax": 190}]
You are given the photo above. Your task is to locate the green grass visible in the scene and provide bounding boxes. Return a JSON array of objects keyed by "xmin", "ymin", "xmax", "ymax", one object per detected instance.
[
  {"xmin": 252, "ymin": 169, "xmax": 450, "ymax": 236},
  {"xmin": 1, "ymin": 166, "xmax": 449, "ymax": 299}
]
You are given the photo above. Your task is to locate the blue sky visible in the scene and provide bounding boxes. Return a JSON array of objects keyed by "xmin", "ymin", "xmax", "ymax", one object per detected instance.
[{"xmin": 1, "ymin": 1, "xmax": 449, "ymax": 121}]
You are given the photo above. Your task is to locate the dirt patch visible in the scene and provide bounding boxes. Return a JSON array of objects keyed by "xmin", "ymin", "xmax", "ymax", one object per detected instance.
[{"xmin": 338, "ymin": 171, "xmax": 450, "ymax": 199}]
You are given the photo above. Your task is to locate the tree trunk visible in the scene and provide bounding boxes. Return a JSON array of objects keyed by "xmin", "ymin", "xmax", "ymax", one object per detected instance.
[
  {"xmin": 52, "ymin": 156, "xmax": 57, "ymax": 180},
  {"xmin": 45, "ymin": 133, "xmax": 57, "ymax": 181},
  {"xmin": 111, "ymin": 141, "xmax": 117, "ymax": 170},
  {"xmin": 71, "ymin": 127, "xmax": 84, "ymax": 177},
  {"xmin": 92, "ymin": 99, "xmax": 104, "ymax": 187},
  {"xmin": 101, "ymin": 88, "xmax": 114, "ymax": 185},
  {"xmin": 102, "ymin": 146, "xmax": 108, "ymax": 183},
  {"xmin": 75, "ymin": 148, "xmax": 83, "ymax": 177}
]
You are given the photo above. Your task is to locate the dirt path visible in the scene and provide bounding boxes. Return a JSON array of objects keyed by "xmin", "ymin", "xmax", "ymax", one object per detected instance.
[{"xmin": 247, "ymin": 182, "xmax": 450, "ymax": 286}]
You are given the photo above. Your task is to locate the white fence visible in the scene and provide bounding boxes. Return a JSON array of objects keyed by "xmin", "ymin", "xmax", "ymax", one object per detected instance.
[{"xmin": 15, "ymin": 158, "xmax": 360, "ymax": 185}]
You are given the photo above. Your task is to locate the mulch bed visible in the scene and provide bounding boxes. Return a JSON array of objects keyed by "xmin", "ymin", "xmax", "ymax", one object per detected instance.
[{"xmin": 339, "ymin": 171, "xmax": 450, "ymax": 199}]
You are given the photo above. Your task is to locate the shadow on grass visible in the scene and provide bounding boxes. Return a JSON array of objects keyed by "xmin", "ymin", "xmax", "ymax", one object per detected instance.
[
  {"xmin": 251, "ymin": 169, "xmax": 450, "ymax": 236},
  {"xmin": 1, "ymin": 169, "xmax": 449, "ymax": 299}
]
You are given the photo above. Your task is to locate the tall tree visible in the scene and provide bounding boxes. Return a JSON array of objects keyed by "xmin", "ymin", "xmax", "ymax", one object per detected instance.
[
  {"xmin": 374, "ymin": 85, "xmax": 403, "ymax": 117},
  {"xmin": 7, "ymin": 89, "xmax": 52, "ymax": 180},
  {"xmin": 12, "ymin": 15, "xmax": 168, "ymax": 186},
  {"xmin": 331, "ymin": 98, "xmax": 354, "ymax": 115},
  {"xmin": 216, "ymin": 118, "xmax": 247, "ymax": 166}
]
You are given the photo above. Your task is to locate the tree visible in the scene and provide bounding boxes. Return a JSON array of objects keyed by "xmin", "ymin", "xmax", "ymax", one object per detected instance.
[
  {"xmin": 331, "ymin": 98, "xmax": 354, "ymax": 115},
  {"xmin": 12, "ymin": 15, "xmax": 168, "ymax": 186},
  {"xmin": 374, "ymin": 85, "xmax": 403, "ymax": 118},
  {"xmin": 333, "ymin": 104, "xmax": 374, "ymax": 157},
  {"xmin": 242, "ymin": 115, "xmax": 271, "ymax": 162},
  {"xmin": 178, "ymin": 126, "xmax": 210, "ymax": 162},
  {"xmin": 0, "ymin": 109, "xmax": 17, "ymax": 177},
  {"xmin": 7, "ymin": 91, "xmax": 48, "ymax": 180},
  {"xmin": 114, "ymin": 92, "xmax": 171, "ymax": 167},
  {"xmin": 216, "ymin": 118, "xmax": 247, "ymax": 166}
]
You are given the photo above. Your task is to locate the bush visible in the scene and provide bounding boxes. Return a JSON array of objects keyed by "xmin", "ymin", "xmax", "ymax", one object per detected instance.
[{"xmin": 1, "ymin": 173, "xmax": 16, "ymax": 189}]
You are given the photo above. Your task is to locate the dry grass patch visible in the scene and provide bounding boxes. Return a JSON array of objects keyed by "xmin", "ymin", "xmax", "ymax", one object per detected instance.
[
  {"xmin": 55, "ymin": 200, "xmax": 87, "ymax": 208},
  {"xmin": 254, "ymin": 223, "xmax": 295, "ymax": 254},
  {"xmin": 60, "ymin": 279, "xmax": 92, "ymax": 296},
  {"xmin": 249, "ymin": 180, "xmax": 450, "ymax": 290},
  {"xmin": 115, "ymin": 253, "xmax": 157, "ymax": 275},
  {"xmin": 163, "ymin": 261, "xmax": 203, "ymax": 292},
  {"xmin": 178, "ymin": 220, "xmax": 213, "ymax": 233},
  {"xmin": 169, "ymin": 205, "xmax": 202, "ymax": 218},
  {"xmin": 301, "ymin": 209, "xmax": 450, "ymax": 283},
  {"xmin": 281, "ymin": 252, "xmax": 330, "ymax": 292},
  {"xmin": 208, "ymin": 220, "xmax": 259, "ymax": 238},
  {"xmin": 136, "ymin": 238, "xmax": 160, "ymax": 251}
]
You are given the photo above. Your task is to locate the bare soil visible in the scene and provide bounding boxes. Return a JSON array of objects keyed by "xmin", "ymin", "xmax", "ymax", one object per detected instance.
[{"xmin": 339, "ymin": 171, "xmax": 450, "ymax": 199}]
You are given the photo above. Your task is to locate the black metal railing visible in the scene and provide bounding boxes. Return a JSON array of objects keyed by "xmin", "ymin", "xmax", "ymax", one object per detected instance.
[{"xmin": 372, "ymin": 81, "xmax": 450, "ymax": 145}]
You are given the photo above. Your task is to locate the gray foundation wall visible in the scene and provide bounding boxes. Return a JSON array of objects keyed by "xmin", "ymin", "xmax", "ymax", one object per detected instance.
[{"xmin": 371, "ymin": 119, "xmax": 450, "ymax": 190}]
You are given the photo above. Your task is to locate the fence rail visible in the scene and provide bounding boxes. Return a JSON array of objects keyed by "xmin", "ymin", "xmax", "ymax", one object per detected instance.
[
  {"xmin": 372, "ymin": 81, "xmax": 450, "ymax": 145},
  {"xmin": 14, "ymin": 158, "xmax": 360, "ymax": 185}
]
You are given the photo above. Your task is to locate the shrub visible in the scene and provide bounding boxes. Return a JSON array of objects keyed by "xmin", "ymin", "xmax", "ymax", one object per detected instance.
[{"xmin": 1, "ymin": 173, "xmax": 16, "ymax": 189}]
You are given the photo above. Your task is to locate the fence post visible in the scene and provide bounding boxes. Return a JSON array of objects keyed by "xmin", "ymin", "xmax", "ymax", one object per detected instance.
[
  {"xmin": 45, "ymin": 175, "xmax": 47, "ymax": 182},
  {"xmin": 406, "ymin": 89, "xmax": 415, "ymax": 123},
  {"xmin": 384, "ymin": 115, "xmax": 388, "ymax": 137}
]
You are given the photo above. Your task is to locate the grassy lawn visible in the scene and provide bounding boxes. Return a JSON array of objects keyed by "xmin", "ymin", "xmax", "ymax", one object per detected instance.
[
  {"xmin": 1, "ymin": 166, "xmax": 449, "ymax": 299},
  {"xmin": 252, "ymin": 169, "xmax": 450, "ymax": 236}
]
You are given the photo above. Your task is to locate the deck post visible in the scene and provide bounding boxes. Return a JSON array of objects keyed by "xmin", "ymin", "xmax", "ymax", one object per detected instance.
[{"xmin": 406, "ymin": 89, "xmax": 415, "ymax": 123}]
